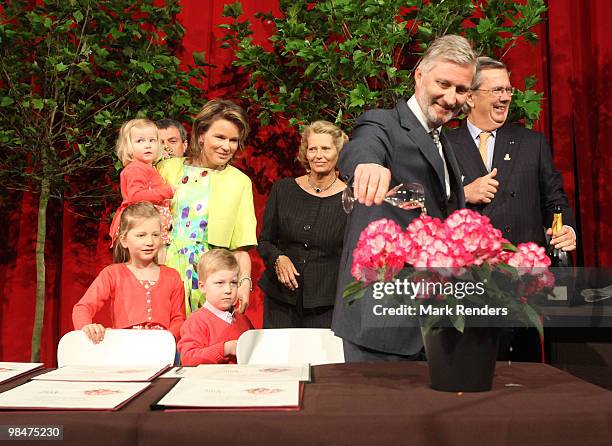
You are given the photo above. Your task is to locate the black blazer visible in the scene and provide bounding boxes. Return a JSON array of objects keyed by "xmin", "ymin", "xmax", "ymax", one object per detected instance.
[
  {"xmin": 332, "ymin": 99, "xmax": 465, "ymax": 356},
  {"xmin": 446, "ymin": 122, "xmax": 575, "ymax": 247},
  {"xmin": 257, "ymin": 178, "xmax": 346, "ymax": 309}
]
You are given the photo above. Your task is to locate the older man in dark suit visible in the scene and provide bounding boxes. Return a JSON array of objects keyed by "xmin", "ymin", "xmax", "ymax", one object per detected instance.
[
  {"xmin": 446, "ymin": 57, "xmax": 577, "ymax": 361},
  {"xmin": 332, "ymin": 35, "xmax": 477, "ymax": 362},
  {"xmin": 446, "ymin": 57, "xmax": 576, "ymax": 250}
]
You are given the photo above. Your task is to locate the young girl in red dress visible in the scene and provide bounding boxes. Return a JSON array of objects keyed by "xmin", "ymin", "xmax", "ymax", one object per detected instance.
[
  {"xmin": 108, "ymin": 119, "xmax": 174, "ymax": 263},
  {"xmin": 73, "ymin": 202, "xmax": 186, "ymax": 343}
]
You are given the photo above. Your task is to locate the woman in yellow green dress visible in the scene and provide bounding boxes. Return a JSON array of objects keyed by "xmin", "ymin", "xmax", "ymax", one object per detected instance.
[{"xmin": 158, "ymin": 100, "xmax": 257, "ymax": 316}]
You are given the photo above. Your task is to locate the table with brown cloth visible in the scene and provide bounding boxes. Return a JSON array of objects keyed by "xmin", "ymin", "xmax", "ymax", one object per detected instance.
[{"xmin": 1, "ymin": 363, "xmax": 611, "ymax": 446}]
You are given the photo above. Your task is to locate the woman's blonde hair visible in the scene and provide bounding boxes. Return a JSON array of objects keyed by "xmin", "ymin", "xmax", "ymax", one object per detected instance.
[
  {"xmin": 196, "ymin": 248, "xmax": 240, "ymax": 283},
  {"xmin": 116, "ymin": 119, "xmax": 162, "ymax": 166},
  {"xmin": 113, "ymin": 202, "xmax": 162, "ymax": 263},
  {"xmin": 297, "ymin": 120, "xmax": 349, "ymax": 170},
  {"xmin": 186, "ymin": 99, "xmax": 250, "ymax": 161}
]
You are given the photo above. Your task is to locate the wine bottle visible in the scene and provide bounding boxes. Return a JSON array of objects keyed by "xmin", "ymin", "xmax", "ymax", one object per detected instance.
[
  {"xmin": 547, "ymin": 205, "xmax": 571, "ymax": 267},
  {"xmin": 547, "ymin": 204, "xmax": 574, "ymax": 305}
]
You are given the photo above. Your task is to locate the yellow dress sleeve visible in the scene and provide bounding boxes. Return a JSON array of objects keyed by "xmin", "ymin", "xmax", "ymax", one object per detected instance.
[
  {"xmin": 228, "ymin": 174, "xmax": 258, "ymax": 250},
  {"xmin": 156, "ymin": 157, "xmax": 185, "ymax": 186},
  {"xmin": 207, "ymin": 166, "xmax": 257, "ymax": 249}
]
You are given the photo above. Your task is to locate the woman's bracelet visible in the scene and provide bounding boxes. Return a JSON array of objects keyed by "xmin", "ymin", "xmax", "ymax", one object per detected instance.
[{"xmin": 238, "ymin": 276, "xmax": 252, "ymax": 291}]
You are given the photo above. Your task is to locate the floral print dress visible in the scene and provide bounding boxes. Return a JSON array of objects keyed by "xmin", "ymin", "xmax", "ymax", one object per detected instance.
[{"xmin": 165, "ymin": 164, "xmax": 213, "ymax": 315}]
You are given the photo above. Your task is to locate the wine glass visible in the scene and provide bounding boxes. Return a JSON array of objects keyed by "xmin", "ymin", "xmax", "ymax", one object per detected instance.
[{"xmin": 342, "ymin": 182, "xmax": 427, "ymax": 215}]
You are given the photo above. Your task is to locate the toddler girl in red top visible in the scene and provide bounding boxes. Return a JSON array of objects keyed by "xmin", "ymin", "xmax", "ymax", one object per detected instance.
[
  {"xmin": 73, "ymin": 202, "xmax": 186, "ymax": 343},
  {"xmin": 109, "ymin": 119, "xmax": 174, "ymax": 262},
  {"xmin": 178, "ymin": 249, "xmax": 253, "ymax": 365}
]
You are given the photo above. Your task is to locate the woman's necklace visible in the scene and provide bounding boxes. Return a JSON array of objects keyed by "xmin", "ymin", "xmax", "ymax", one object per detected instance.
[{"xmin": 307, "ymin": 173, "xmax": 336, "ymax": 193}]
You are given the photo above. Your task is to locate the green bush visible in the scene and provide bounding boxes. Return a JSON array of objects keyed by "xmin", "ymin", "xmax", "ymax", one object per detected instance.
[
  {"xmin": 220, "ymin": 0, "xmax": 546, "ymax": 133},
  {"xmin": 0, "ymin": 0, "xmax": 208, "ymax": 360}
]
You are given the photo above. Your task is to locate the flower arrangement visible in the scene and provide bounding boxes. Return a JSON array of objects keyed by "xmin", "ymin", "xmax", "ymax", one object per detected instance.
[{"xmin": 344, "ymin": 209, "xmax": 554, "ymax": 336}]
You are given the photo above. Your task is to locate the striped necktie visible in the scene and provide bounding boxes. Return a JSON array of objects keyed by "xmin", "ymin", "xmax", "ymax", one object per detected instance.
[{"xmin": 430, "ymin": 129, "xmax": 450, "ymax": 198}]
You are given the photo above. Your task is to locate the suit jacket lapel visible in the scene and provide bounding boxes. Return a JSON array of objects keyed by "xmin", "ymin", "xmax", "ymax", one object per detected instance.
[
  {"xmin": 489, "ymin": 124, "xmax": 520, "ymax": 212},
  {"xmin": 455, "ymin": 123, "xmax": 488, "ymax": 178},
  {"xmin": 440, "ymin": 131, "xmax": 466, "ymax": 209},
  {"xmin": 396, "ymin": 100, "xmax": 446, "ymax": 195}
]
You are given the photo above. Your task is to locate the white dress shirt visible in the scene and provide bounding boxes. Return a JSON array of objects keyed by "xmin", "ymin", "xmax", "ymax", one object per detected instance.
[
  {"xmin": 407, "ymin": 96, "xmax": 450, "ymax": 198},
  {"xmin": 204, "ymin": 301, "xmax": 234, "ymax": 324}
]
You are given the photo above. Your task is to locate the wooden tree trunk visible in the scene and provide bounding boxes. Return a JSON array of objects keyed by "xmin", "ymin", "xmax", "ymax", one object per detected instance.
[{"xmin": 30, "ymin": 177, "xmax": 50, "ymax": 362}]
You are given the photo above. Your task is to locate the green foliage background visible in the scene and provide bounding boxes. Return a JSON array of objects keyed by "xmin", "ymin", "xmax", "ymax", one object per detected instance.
[
  {"xmin": 0, "ymin": 0, "xmax": 207, "ymax": 210},
  {"xmin": 220, "ymin": 0, "xmax": 546, "ymax": 133},
  {"xmin": 0, "ymin": 0, "xmax": 208, "ymax": 361}
]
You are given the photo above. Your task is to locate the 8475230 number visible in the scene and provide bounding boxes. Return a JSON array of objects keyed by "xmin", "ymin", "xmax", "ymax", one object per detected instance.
[{"xmin": 0, "ymin": 425, "xmax": 63, "ymax": 440}]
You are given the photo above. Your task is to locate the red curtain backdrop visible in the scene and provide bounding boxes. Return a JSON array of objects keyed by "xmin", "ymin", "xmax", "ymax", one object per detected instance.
[{"xmin": 1, "ymin": 0, "xmax": 610, "ymax": 364}]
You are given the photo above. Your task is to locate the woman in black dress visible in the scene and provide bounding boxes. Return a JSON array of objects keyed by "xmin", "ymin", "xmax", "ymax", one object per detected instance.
[{"xmin": 258, "ymin": 121, "xmax": 348, "ymax": 328}]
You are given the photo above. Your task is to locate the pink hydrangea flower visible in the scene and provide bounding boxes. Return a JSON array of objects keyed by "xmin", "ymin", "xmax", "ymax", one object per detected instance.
[
  {"xmin": 443, "ymin": 209, "xmax": 504, "ymax": 265},
  {"xmin": 351, "ymin": 219, "xmax": 410, "ymax": 283},
  {"xmin": 506, "ymin": 242, "xmax": 551, "ymax": 274},
  {"xmin": 404, "ymin": 209, "xmax": 505, "ymax": 269},
  {"xmin": 348, "ymin": 209, "xmax": 554, "ymax": 312}
]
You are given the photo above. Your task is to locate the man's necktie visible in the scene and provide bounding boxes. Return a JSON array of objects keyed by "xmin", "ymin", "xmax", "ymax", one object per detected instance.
[
  {"xmin": 431, "ymin": 128, "xmax": 440, "ymax": 147},
  {"xmin": 479, "ymin": 131, "xmax": 491, "ymax": 169},
  {"xmin": 430, "ymin": 129, "xmax": 450, "ymax": 198}
]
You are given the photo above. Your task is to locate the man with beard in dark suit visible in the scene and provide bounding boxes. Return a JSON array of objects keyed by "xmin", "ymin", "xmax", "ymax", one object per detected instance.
[
  {"xmin": 332, "ymin": 35, "xmax": 477, "ymax": 362},
  {"xmin": 447, "ymin": 56, "xmax": 577, "ymax": 361}
]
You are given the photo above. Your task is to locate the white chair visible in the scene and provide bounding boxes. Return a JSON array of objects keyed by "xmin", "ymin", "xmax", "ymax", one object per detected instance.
[
  {"xmin": 57, "ymin": 329, "xmax": 176, "ymax": 367},
  {"xmin": 236, "ymin": 328, "xmax": 344, "ymax": 366}
]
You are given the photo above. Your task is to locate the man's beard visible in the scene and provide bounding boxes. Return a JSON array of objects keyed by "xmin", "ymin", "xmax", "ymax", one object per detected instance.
[
  {"xmin": 424, "ymin": 105, "xmax": 453, "ymax": 128},
  {"xmin": 417, "ymin": 89, "xmax": 457, "ymax": 128}
]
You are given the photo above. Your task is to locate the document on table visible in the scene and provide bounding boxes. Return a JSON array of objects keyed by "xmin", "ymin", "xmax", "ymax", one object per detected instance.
[
  {"xmin": 31, "ymin": 364, "xmax": 168, "ymax": 382},
  {"xmin": 190, "ymin": 364, "xmax": 311, "ymax": 382},
  {"xmin": 0, "ymin": 380, "xmax": 150, "ymax": 410},
  {"xmin": 0, "ymin": 362, "xmax": 44, "ymax": 384},
  {"xmin": 154, "ymin": 377, "xmax": 301, "ymax": 410},
  {"xmin": 159, "ymin": 367, "xmax": 196, "ymax": 378}
]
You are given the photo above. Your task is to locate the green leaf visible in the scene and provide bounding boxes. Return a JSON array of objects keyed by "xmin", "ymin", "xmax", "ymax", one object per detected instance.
[
  {"xmin": 136, "ymin": 82, "xmax": 152, "ymax": 95},
  {"xmin": 335, "ymin": 108, "xmax": 343, "ymax": 124},
  {"xmin": 94, "ymin": 111, "xmax": 112, "ymax": 127},
  {"xmin": 502, "ymin": 242, "xmax": 518, "ymax": 252},
  {"xmin": 171, "ymin": 91, "xmax": 192, "ymax": 108},
  {"xmin": 349, "ymin": 84, "xmax": 371, "ymax": 108},
  {"xmin": 0, "ymin": 97, "xmax": 14, "ymax": 107},
  {"xmin": 76, "ymin": 61, "xmax": 92, "ymax": 74},
  {"xmin": 55, "ymin": 62, "xmax": 68, "ymax": 72},
  {"xmin": 522, "ymin": 304, "xmax": 544, "ymax": 338},
  {"xmin": 417, "ymin": 25, "xmax": 432, "ymax": 38},
  {"xmin": 138, "ymin": 62, "xmax": 155, "ymax": 73},
  {"xmin": 73, "ymin": 10, "xmax": 84, "ymax": 23},
  {"xmin": 303, "ymin": 62, "xmax": 318, "ymax": 77},
  {"xmin": 269, "ymin": 102, "xmax": 286, "ymax": 113},
  {"xmin": 257, "ymin": 110, "xmax": 270, "ymax": 126},
  {"xmin": 192, "ymin": 51, "xmax": 206, "ymax": 66},
  {"xmin": 342, "ymin": 280, "xmax": 367, "ymax": 300},
  {"xmin": 223, "ymin": 2, "xmax": 244, "ymax": 18},
  {"xmin": 497, "ymin": 263, "xmax": 520, "ymax": 281},
  {"xmin": 448, "ymin": 312, "xmax": 465, "ymax": 333},
  {"xmin": 31, "ymin": 98, "xmax": 44, "ymax": 110},
  {"xmin": 110, "ymin": 26, "xmax": 122, "ymax": 39}
]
